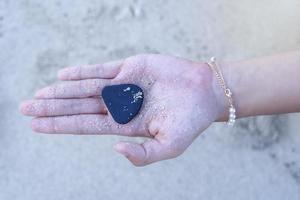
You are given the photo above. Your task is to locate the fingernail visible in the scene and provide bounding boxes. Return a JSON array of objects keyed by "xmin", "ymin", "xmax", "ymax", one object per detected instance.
[
  {"xmin": 31, "ymin": 118, "xmax": 41, "ymax": 132},
  {"xmin": 57, "ymin": 70, "xmax": 64, "ymax": 79},
  {"xmin": 31, "ymin": 118, "xmax": 52, "ymax": 133},
  {"xmin": 34, "ymin": 89, "xmax": 44, "ymax": 98},
  {"xmin": 113, "ymin": 143, "xmax": 130, "ymax": 157},
  {"xmin": 19, "ymin": 101, "xmax": 32, "ymax": 115},
  {"xmin": 58, "ymin": 67, "xmax": 76, "ymax": 80},
  {"xmin": 34, "ymin": 87, "xmax": 51, "ymax": 98},
  {"xmin": 57, "ymin": 69, "xmax": 69, "ymax": 79}
]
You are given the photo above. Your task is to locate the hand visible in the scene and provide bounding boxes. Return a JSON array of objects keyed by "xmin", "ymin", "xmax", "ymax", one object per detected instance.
[{"xmin": 20, "ymin": 54, "xmax": 223, "ymax": 166}]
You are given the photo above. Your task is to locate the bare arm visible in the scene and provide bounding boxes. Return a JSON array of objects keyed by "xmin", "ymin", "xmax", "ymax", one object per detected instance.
[{"xmin": 215, "ymin": 51, "xmax": 300, "ymax": 121}]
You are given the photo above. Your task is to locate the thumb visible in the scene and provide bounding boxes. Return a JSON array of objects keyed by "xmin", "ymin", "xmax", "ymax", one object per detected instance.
[{"xmin": 113, "ymin": 139, "xmax": 179, "ymax": 166}]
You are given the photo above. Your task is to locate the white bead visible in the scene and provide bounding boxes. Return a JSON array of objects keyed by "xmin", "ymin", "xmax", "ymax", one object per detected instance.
[
  {"xmin": 230, "ymin": 113, "xmax": 236, "ymax": 119},
  {"xmin": 228, "ymin": 121, "xmax": 234, "ymax": 125},
  {"xmin": 229, "ymin": 107, "xmax": 236, "ymax": 113},
  {"xmin": 227, "ymin": 118, "xmax": 235, "ymax": 125}
]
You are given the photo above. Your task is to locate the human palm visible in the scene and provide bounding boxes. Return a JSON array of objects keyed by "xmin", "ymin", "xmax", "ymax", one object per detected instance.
[{"xmin": 20, "ymin": 54, "xmax": 222, "ymax": 166}]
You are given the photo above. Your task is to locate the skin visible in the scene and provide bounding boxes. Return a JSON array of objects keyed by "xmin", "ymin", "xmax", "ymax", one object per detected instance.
[
  {"xmin": 219, "ymin": 51, "xmax": 300, "ymax": 119},
  {"xmin": 20, "ymin": 51, "xmax": 300, "ymax": 166}
]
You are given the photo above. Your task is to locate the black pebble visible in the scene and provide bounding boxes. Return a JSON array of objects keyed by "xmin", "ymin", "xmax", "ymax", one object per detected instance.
[{"xmin": 101, "ymin": 84, "xmax": 144, "ymax": 124}]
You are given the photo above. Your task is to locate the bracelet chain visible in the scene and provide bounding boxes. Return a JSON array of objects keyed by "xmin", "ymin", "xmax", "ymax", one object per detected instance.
[{"xmin": 206, "ymin": 57, "xmax": 236, "ymax": 125}]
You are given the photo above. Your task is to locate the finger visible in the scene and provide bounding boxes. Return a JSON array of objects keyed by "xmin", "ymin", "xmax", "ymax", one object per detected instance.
[
  {"xmin": 113, "ymin": 139, "xmax": 181, "ymax": 166},
  {"xmin": 58, "ymin": 60, "xmax": 123, "ymax": 80},
  {"xmin": 31, "ymin": 115, "xmax": 145, "ymax": 136},
  {"xmin": 35, "ymin": 79, "xmax": 110, "ymax": 99},
  {"xmin": 20, "ymin": 98, "xmax": 107, "ymax": 117}
]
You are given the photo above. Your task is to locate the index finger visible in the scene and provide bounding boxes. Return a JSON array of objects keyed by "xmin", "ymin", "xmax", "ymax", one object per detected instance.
[{"xmin": 58, "ymin": 60, "xmax": 123, "ymax": 81}]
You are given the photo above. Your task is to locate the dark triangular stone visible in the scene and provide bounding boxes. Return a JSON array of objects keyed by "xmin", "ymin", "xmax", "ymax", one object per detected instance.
[{"xmin": 101, "ymin": 84, "xmax": 144, "ymax": 124}]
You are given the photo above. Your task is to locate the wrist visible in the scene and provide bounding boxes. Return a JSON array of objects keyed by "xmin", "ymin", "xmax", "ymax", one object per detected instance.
[
  {"xmin": 190, "ymin": 61, "xmax": 228, "ymax": 122},
  {"xmin": 189, "ymin": 60, "xmax": 240, "ymax": 123},
  {"xmin": 216, "ymin": 60, "xmax": 252, "ymax": 122},
  {"xmin": 210, "ymin": 62, "xmax": 229, "ymax": 122},
  {"xmin": 209, "ymin": 60, "xmax": 242, "ymax": 122}
]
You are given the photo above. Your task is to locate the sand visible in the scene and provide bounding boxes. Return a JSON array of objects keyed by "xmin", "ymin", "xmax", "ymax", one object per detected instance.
[{"xmin": 0, "ymin": 0, "xmax": 299, "ymax": 199}]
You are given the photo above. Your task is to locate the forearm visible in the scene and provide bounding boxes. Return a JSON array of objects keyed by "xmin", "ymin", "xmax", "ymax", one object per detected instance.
[{"xmin": 214, "ymin": 51, "xmax": 300, "ymax": 121}]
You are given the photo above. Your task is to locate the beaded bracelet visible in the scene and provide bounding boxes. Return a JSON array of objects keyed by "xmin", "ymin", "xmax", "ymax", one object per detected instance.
[{"xmin": 206, "ymin": 57, "xmax": 236, "ymax": 125}]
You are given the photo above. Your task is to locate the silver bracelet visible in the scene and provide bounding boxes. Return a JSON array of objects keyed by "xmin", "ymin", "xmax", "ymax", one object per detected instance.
[{"xmin": 206, "ymin": 57, "xmax": 236, "ymax": 125}]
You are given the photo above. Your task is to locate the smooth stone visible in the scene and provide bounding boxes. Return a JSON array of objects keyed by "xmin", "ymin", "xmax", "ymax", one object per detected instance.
[{"xmin": 101, "ymin": 84, "xmax": 144, "ymax": 124}]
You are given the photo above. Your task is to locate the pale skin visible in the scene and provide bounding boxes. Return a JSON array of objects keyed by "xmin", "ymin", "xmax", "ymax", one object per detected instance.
[{"xmin": 20, "ymin": 51, "xmax": 300, "ymax": 166}]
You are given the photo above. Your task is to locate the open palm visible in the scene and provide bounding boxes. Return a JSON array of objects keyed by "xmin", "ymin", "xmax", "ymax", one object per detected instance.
[{"xmin": 20, "ymin": 54, "xmax": 222, "ymax": 166}]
